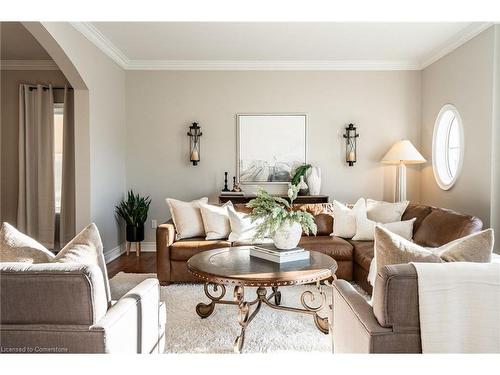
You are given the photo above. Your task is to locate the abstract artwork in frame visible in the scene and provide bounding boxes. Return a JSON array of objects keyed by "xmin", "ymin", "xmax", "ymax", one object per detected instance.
[{"xmin": 237, "ymin": 114, "xmax": 307, "ymax": 184}]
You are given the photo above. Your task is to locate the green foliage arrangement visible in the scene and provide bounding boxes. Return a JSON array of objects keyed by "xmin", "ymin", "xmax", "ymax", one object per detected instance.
[
  {"xmin": 115, "ymin": 190, "xmax": 151, "ymax": 227},
  {"xmin": 246, "ymin": 184, "xmax": 317, "ymax": 240},
  {"xmin": 291, "ymin": 164, "xmax": 312, "ymax": 186}
]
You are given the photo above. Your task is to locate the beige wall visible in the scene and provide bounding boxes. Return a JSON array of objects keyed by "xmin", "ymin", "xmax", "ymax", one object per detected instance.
[
  {"xmin": 421, "ymin": 27, "xmax": 495, "ymax": 227},
  {"xmin": 25, "ymin": 22, "xmax": 127, "ymax": 253},
  {"xmin": 491, "ymin": 25, "xmax": 500, "ymax": 249},
  {"xmin": 126, "ymin": 70, "xmax": 422, "ymax": 242},
  {"xmin": 0, "ymin": 69, "xmax": 69, "ymax": 224}
]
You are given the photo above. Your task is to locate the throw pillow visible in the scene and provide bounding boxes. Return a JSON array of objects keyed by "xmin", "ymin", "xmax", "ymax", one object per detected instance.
[
  {"xmin": 331, "ymin": 198, "xmax": 365, "ymax": 239},
  {"xmin": 166, "ymin": 197, "xmax": 208, "ymax": 240},
  {"xmin": 352, "ymin": 215, "xmax": 416, "ymax": 241},
  {"xmin": 0, "ymin": 222, "xmax": 55, "ymax": 263},
  {"xmin": 200, "ymin": 202, "xmax": 233, "ymax": 240},
  {"xmin": 227, "ymin": 206, "xmax": 260, "ymax": 242},
  {"xmin": 366, "ymin": 199, "xmax": 409, "ymax": 223},
  {"xmin": 368, "ymin": 225, "xmax": 494, "ymax": 286},
  {"xmin": 52, "ymin": 223, "xmax": 111, "ymax": 302}
]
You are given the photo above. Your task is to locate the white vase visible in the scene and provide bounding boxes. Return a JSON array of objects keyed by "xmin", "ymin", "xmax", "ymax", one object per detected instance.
[
  {"xmin": 307, "ymin": 166, "xmax": 321, "ymax": 195},
  {"xmin": 273, "ymin": 221, "xmax": 302, "ymax": 250}
]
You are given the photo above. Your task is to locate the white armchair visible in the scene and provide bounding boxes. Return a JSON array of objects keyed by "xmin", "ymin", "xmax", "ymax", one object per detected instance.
[{"xmin": 0, "ymin": 263, "xmax": 165, "ymax": 353}]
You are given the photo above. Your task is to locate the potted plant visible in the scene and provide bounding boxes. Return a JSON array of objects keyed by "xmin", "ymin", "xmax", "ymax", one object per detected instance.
[
  {"xmin": 246, "ymin": 184, "xmax": 317, "ymax": 249},
  {"xmin": 291, "ymin": 164, "xmax": 311, "ymax": 195},
  {"xmin": 115, "ymin": 190, "xmax": 151, "ymax": 244}
]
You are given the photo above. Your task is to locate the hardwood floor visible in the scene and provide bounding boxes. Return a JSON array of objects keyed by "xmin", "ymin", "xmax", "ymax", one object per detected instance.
[{"xmin": 107, "ymin": 252, "xmax": 156, "ymax": 278}]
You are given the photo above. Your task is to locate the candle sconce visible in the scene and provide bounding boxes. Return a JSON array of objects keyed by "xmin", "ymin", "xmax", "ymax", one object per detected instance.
[
  {"xmin": 187, "ymin": 122, "xmax": 202, "ymax": 166},
  {"xmin": 343, "ymin": 123, "xmax": 359, "ymax": 166}
]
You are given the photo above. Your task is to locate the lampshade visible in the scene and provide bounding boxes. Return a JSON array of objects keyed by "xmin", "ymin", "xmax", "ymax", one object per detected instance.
[{"xmin": 381, "ymin": 140, "xmax": 426, "ymax": 164}]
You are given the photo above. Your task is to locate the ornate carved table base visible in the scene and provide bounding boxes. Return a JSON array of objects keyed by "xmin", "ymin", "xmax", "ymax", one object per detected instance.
[{"xmin": 195, "ymin": 281, "xmax": 330, "ymax": 353}]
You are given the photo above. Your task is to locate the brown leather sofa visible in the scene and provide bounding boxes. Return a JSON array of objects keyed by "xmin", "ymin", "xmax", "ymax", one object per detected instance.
[
  {"xmin": 332, "ymin": 264, "xmax": 422, "ymax": 353},
  {"xmin": 156, "ymin": 202, "xmax": 483, "ymax": 292}
]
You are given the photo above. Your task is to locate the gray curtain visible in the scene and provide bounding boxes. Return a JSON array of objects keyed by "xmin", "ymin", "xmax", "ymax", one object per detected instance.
[
  {"xmin": 17, "ymin": 84, "xmax": 55, "ymax": 249},
  {"xmin": 59, "ymin": 86, "xmax": 76, "ymax": 246}
]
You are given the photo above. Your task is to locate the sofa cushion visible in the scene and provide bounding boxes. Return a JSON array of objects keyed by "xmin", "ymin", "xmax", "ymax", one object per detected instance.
[
  {"xmin": 349, "ymin": 240, "xmax": 374, "ymax": 271},
  {"xmin": 0, "ymin": 222, "xmax": 55, "ymax": 263},
  {"xmin": 401, "ymin": 204, "xmax": 432, "ymax": 234},
  {"xmin": 413, "ymin": 207, "xmax": 483, "ymax": 247},
  {"xmin": 170, "ymin": 238, "xmax": 231, "ymax": 261},
  {"xmin": 294, "ymin": 203, "xmax": 334, "ymax": 235},
  {"xmin": 298, "ymin": 236, "xmax": 353, "ymax": 260}
]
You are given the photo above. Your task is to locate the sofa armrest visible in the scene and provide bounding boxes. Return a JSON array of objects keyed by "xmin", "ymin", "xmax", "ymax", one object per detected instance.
[
  {"xmin": 91, "ymin": 278, "xmax": 163, "ymax": 353},
  {"xmin": 0, "ymin": 263, "xmax": 108, "ymax": 325},
  {"xmin": 156, "ymin": 221, "xmax": 175, "ymax": 284},
  {"xmin": 332, "ymin": 280, "xmax": 392, "ymax": 353}
]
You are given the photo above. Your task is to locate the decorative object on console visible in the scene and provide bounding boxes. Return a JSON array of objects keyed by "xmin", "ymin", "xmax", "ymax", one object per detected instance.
[
  {"xmin": 115, "ymin": 190, "xmax": 151, "ymax": 256},
  {"xmin": 247, "ymin": 184, "xmax": 317, "ymax": 250},
  {"xmin": 297, "ymin": 176, "xmax": 309, "ymax": 196},
  {"xmin": 291, "ymin": 164, "xmax": 311, "ymax": 196},
  {"xmin": 237, "ymin": 114, "xmax": 307, "ymax": 184},
  {"xmin": 307, "ymin": 166, "xmax": 322, "ymax": 195},
  {"xmin": 381, "ymin": 140, "xmax": 426, "ymax": 202},
  {"xmin": 231, "ymin": 176, "xmax": 242, "ymax": 192},
  {"xmin": 222, "ymin": 171, "xmax": 229, "ymax": 192},
  {"xmin": 343, "ymin": 123, "xmax": 359, "ymax": 166},
  {"xmin": 187, "ymin": 122, "xmax": 202, "ymax": 166}
]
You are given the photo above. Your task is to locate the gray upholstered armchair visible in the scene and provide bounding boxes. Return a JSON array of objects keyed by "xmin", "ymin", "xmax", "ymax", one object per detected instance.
[
  {"xmin": 0, "ymin": 263, "xmax": 166, "ymax": 353},
  {"xmin": 332, "ymin": 263, "xmax": 422, "ymax": 353}
]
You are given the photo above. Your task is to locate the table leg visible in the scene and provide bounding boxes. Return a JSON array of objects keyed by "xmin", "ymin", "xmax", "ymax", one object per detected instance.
[{"xmin": 196, "ymin": 283, "xmax": 227, "ymax": 318}]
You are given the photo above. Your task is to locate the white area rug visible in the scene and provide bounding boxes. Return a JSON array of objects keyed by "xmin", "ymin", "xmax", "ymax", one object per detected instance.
[{"xmin": 110, "ymin": 272, "xmax": 368, "ymax": 353}]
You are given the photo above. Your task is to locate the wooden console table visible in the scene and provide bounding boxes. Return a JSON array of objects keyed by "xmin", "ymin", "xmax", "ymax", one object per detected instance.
[{"xmin": 219, "ymin": 194, "xmax": 329, "ymax": 204}]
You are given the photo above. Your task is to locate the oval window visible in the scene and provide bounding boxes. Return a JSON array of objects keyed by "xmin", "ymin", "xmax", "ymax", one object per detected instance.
[{"xmin": 432, "ymin": 104, "xmax": 464, "ymax": 190}]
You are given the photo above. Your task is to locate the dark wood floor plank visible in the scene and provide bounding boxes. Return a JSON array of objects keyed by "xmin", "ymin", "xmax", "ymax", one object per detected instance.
[{"xmin": 107, "ymin": 252, "xmax": 156, "ymax": 278}]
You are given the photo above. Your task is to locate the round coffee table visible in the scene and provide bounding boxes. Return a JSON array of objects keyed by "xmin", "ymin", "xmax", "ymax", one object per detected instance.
[{"xmin": 187, "ymin": 246, "xmax": 337, "ymax": 353}]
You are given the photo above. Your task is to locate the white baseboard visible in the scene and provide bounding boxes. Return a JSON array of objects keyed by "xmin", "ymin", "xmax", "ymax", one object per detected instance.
[
  {"xmin": 104, "ymin": 244, "xmax": 126, "ymax": 263},
  {"xmin": 105, "ymin": 241, "xmax": 156, "ymax": 264}
]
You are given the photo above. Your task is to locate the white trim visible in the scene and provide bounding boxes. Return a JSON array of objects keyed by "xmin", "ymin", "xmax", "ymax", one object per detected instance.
[
  {"xmin": 432, "ymin": 104, "xmax": 464, "ymax": 191},
  {"xmin": 70, "ymin": 22, "xmax": 129, "ymax": 69},
  {"xmin": 104, "ymin": 242, "xmax": 156, "ymax": 263},
  {"xmin": 71, "ymin": 22, "xmax": 494, "ymax": 71},
  {"xmin": 420, "ymin": 23, "xmax": 494, "ymax": 69},
  {"xmin": 126, "ymin": 59, "xmax": 420, "ymax": 71},
  {"xmin": 0, "ymin": 60, "xmax": 59, "ymax": 70},
  {"xmin": 104, "ymin": 244, "xmax": 126, "ymax": 264}
]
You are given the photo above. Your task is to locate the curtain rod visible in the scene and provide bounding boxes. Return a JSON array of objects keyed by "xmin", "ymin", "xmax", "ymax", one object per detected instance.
[{"xmin": 25, "ymin": 84, "xmax": 73, "ymax": 91}]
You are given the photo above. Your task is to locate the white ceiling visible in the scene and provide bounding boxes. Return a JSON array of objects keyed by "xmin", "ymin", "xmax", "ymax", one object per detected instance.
[{"xmin": 76, "ymin": 22, "xmax": 492, "ymax": 70}]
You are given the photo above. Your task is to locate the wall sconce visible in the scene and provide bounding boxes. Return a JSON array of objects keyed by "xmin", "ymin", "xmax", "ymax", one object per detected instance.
[
  {"xmin": 343, "ymin": 123, "xmax": 359, "ymax": 166},
  {"xmin": 187, "ymin": 122, "xmax": 202, "ymax": 166}
]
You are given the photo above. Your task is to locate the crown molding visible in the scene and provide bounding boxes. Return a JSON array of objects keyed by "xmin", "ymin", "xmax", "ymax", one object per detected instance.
[
  {"xmin": 420, "ymin": 22, "xmax": 494, "ymax": 69},
  {"xmin": 70, "ymin": 22, "xmax": 129, "ymax": 69},
  {"xmin": 0, "ymin": 60, "xmax": 59, "ymax": 70},
  {"xmin": 126, "ymin": 59, "xmax": 420, "ymax": 71},
  {"xmin": 71, "ymin": 22, "xmax": 494, "ymax": 71}
]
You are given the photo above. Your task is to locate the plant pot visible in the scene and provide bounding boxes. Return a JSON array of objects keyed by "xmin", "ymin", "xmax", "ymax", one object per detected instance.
[
  {"xmin": 273, "ymin": 221, "xmax": 302, "ymax": 250},
  {"xmin": 126, "ymin": 225, "xmax": 144, "ymax": 242}
]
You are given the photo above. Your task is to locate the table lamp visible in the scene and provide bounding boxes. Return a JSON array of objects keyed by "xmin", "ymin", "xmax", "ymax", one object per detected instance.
[{"xmin": 381, "ymin": 140, "xmax": 426, "ymax": 201}]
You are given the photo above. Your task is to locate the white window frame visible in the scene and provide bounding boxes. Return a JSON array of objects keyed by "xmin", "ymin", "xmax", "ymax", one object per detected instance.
[{"xmin": 432, "ymin": 104, "xmax": 464, "ymax": 190}]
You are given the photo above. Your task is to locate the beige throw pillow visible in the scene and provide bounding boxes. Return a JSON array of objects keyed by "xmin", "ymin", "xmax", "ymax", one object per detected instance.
[
  {"xmin": 166, "ymin": 197, "xmax": 208, "ymax": 240},
  {"xmin": 369, "ymin": 225, "xmax": 494, "ymax": 286},
  {"xmin": 331, "ymin": 198, "xmax": 366, "ymax": 239},
  {"xmin": 53, "ymin": 223, "xmax": 111, "ymax": 302},
  {"xmin": 0, "ymin": 222, "xmax": 55, "ymax": 263},
  {"xmin": 200, "ymin": 202, "xmax": 233, "ymax": 240},
  {"xmin": 366, "ymin": 199, "xmax": 409, "ymax": 223}
]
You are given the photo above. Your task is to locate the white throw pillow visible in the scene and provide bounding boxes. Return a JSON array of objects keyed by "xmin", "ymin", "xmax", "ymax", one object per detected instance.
[
  {"xmin": 0, "ymin": 222, "xmax": 55, "ymax": 263},
  {"xmin": 227, "ymin": 206, "xmax": 260, "ymax": 242},
  {"xmin": 166, "ymin": 197, "xmax": 208, "ymax": 240},
  {"xmin": 366, "ymin": 199, "xmax": 409, "ymax": 223},
  {"xmin": 200, "ymin": 202, "xmax": 233, "ymax": 240},
  {"xmin": 331, "ymin": 198, "xmax": 365, "ymax": 239},
  {"xmin": 52, "ymin": 223, "xmax": 111, "ymax": 302},
  {"xmin": 353, "ymin": 215, "xmax": 416, "ymax": 241}
]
